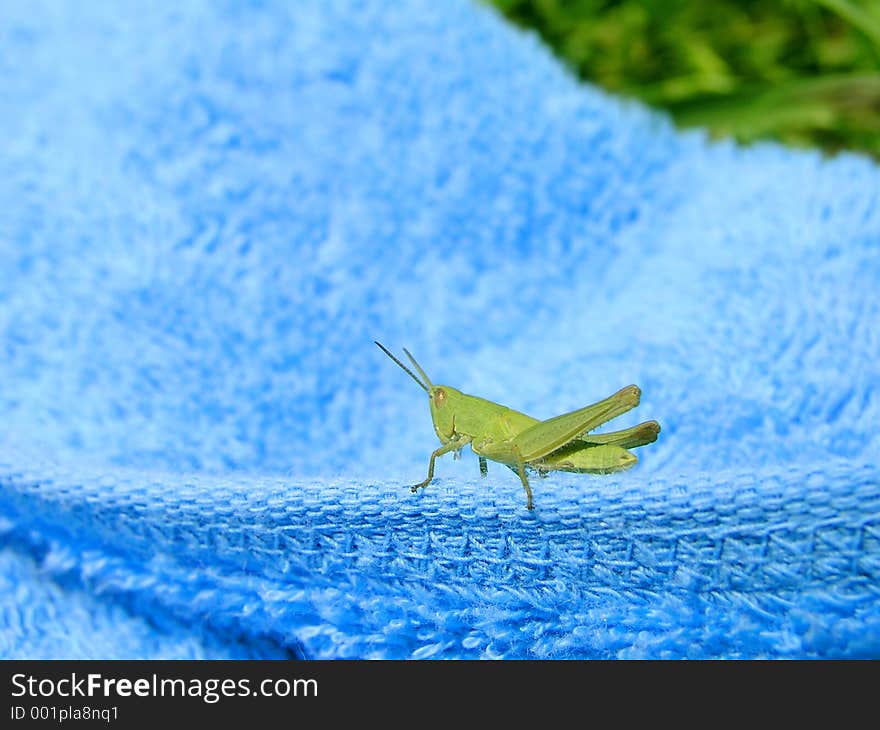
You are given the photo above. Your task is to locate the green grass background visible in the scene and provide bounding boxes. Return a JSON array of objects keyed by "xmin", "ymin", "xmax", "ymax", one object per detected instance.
[{"xmin": 488, "ymin": 0, "xmax": 880, "ymax": 160}]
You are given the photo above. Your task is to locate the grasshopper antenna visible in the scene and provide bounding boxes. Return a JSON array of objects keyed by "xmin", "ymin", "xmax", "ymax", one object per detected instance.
[
  {"xmin": 402, "ymin": 347, "xmax": 434, "ymax": 389},
  {"xmin": 375, "ymin": 341, "xmax": 429, "ymax": 392}
]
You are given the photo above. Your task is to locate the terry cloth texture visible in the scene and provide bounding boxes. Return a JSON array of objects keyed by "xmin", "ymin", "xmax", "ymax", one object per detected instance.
[{"xmin": 1, "ymin": 0, "xmax": 879, "ymax": 659}]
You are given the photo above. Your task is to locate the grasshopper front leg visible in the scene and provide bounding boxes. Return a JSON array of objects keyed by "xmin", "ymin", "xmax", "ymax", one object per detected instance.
[{"xmin": 412, "ymin": 436, "xmax": 472, "ymax": 493}]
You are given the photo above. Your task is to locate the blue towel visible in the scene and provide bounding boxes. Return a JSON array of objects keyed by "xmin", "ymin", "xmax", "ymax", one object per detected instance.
[{"xmin": 2, "ymin": 0, "xmax": 878, "ymax": 659}]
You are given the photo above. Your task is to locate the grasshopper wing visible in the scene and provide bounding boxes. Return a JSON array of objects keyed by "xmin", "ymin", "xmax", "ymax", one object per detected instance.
[{"xmin": 511, "ymin": 385, "xmax": 641, "ymax": 462}]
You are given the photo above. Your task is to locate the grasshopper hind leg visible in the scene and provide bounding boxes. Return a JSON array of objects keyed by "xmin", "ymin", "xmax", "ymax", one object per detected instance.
[{"xmin": 479, "ymin": 457, "xmax": 488, "ymax": 478}]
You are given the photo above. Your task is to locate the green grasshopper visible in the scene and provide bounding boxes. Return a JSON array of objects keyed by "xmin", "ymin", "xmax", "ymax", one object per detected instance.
[{"xmin": 376, "ymin": 342, "xmax": 660, "ymax": 510}]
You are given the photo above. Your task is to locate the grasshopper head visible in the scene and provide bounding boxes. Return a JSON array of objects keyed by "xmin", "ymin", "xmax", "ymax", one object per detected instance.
[
  {"xmin": 428, "ymin": 385, "xmax": 460, "ymax": 440},
  {"xmin": 375, "ymin": 342, "xmax": 459, "ymax": 441}
]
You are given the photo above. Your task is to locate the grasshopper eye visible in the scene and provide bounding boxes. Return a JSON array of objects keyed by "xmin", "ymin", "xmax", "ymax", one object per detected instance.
[{"xmin": 434, "ymin": 389, "xmax": 447, "ymax": 406}]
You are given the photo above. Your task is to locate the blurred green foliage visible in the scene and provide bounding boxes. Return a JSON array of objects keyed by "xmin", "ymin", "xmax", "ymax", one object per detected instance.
[{"xmin": 488, "ymin": 0, "xmax": 880, "ymax": 159}]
